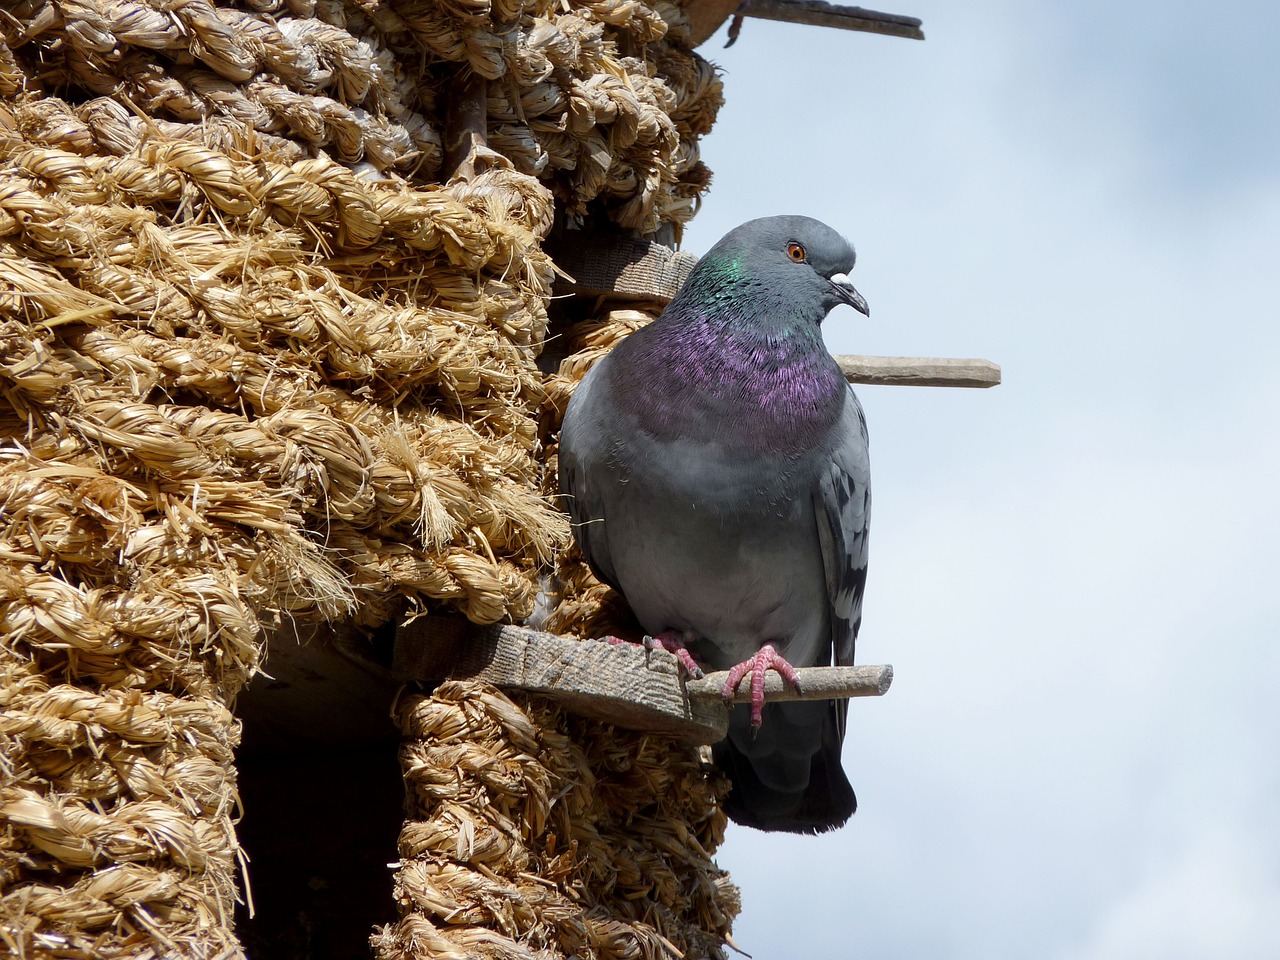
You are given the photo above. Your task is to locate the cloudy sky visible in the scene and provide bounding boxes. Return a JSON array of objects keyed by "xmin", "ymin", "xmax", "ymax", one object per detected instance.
[{"xmin": 681, "ymin": 1, "xmax": 1280, "ymax": 956}]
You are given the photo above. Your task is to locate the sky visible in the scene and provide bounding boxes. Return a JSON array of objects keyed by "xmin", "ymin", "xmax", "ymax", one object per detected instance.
[{"xmin": 680, "ymin": 2, "xmax": 1280, "ymax": 957}]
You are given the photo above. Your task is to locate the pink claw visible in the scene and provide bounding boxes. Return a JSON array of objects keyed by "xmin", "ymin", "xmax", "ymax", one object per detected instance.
[
  {"xmin": 720, "ymin": 643, "xmax": 802, "ymax": 730},
  {"xmin": 604, "ymin": 632, "xmax": 705, "ymax": 679},
  {"xmin": 644, "ymin": 631, "xmax": 705, "ymax": 679}
]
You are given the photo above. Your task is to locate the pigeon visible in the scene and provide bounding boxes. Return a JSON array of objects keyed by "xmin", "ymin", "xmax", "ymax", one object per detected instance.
[{"xmin": 558, "ymin": 215, "xmax": 871, "ymax": 834}]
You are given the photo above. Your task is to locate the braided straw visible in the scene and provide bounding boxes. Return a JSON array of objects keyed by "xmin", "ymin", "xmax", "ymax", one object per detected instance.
[
  {"xmin": 373, "ymin": 681, "xmax": 739, "ymax": 960},
  {"xmin": 1, "ymin": 0, "xmax": 728, "ymax": 955}
]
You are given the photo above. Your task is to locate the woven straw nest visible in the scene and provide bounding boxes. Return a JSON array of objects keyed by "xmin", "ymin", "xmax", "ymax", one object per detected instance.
[{"xmin": 0, "ymin": 0, "xmax": 728, "ymax": 957}]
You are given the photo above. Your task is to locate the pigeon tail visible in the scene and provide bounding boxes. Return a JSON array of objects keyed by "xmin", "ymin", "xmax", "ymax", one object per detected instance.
[{"xmin": 712, "ymin": 699, "xmax": 856, "ymax": 834}]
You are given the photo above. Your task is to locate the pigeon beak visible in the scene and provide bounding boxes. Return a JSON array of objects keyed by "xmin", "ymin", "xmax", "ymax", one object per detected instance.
[{"xmin": 829, "ymin": 273, "xmax": 870, "ymax": 317}]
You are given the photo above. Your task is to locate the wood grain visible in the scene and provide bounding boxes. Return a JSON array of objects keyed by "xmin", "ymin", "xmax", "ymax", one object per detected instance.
[
  {"xmin": 552, "ymin": 234, "xmax": 699, "ymax": 303},
  {"xmin": 693, "ymin": 664, "xmax": 894, "ymax": 702}
]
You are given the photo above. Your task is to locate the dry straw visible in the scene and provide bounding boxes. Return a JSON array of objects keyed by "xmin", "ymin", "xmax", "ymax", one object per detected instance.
[
  {"xmin": 373, "ymin": 680, "xmax": 739, "ymax": 960},
  {"xmin": 1, "ymin": 0, "xmax": 728, "ymax": 956}
]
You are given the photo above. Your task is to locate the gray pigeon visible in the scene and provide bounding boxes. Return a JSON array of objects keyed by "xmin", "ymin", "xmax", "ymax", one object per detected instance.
[{"xmin": 558, "ymin": 216, "xmax": 871, "ymax": 833}]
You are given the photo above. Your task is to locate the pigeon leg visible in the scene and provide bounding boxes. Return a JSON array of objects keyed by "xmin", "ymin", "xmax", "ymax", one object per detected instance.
[{"xmin": 721, "ymin": 643, "xmax": 803, "ymax": 731}]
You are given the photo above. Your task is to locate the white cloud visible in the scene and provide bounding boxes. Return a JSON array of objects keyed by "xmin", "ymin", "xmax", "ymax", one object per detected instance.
[{"xmin": 1054, "ymin": 830, "xmax": 1280, "ymax": 960}]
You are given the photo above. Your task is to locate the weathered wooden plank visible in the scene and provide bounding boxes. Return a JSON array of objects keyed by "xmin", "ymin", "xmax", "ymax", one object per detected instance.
[
  {"xmin": 396, "ymin": 618, "xmax": 727, "ymax": 740},
  {"xmin": 394, "ymin": 619, "xmax": 892, "ymax": 743},
  {"xmin": 552, "ymin": 235, "xmax": 699, "ymax": 304},
  {"xmin": 837, "ymin": 354, "xmax": 1002, "ymax": 388},
  {"xmin": 547, "ymin": 236, "xmax": 1000, "ymax": 389},
  {"xmin": 736, "ymin": 0, "xmax": 924, "ymax": 39}
]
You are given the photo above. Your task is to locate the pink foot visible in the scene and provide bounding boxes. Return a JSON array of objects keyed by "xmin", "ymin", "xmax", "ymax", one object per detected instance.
[
  {"xmin": 604, "ymin": 632, "xmax": 704, "ymax": 679},
  {"xmin": 720, "ymin": 643, "xmax": 802, "ymax": 731},
  {"xmin": 644, "ymin": 631, "xmax": 705, "ymax": 680}
]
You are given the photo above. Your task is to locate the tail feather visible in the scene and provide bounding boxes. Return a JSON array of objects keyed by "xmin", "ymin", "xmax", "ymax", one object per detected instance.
[{"xmin": 712, "ymin": 699, "xmax": 855, "ymax": 834}]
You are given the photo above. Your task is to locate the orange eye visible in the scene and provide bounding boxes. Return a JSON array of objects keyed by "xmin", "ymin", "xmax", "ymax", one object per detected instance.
[{"xmin": 786, "ymin": 242, "xmax": 807, "ymax": 262}]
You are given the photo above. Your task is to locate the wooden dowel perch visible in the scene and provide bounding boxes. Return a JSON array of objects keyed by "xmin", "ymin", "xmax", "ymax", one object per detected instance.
[
  {"xmin": 838, "ymin": 355, "xmax": 1002, "ymax": 388},
  {"xmin": 394, "ymin": 618, "xmax": 893, "ymax": 743},
  {"xmin": 688, "ymin": 664, "xmax": 892, "ymax": 704}
]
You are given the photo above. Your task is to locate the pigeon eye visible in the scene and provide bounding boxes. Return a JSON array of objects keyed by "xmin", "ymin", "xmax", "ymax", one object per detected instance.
[{"xmin": 786, "ymin": 242, "xmax": 807, "ymax": 263}]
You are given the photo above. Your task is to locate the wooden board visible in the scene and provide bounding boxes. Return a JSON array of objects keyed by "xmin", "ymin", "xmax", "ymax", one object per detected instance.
[
  {"xmin": 736, "ymin": 0, "xmax": 923, "ymax": 40},
  {"xmin": 546, "ymin": 233, "xmax": 1001, "ymax": 389}
]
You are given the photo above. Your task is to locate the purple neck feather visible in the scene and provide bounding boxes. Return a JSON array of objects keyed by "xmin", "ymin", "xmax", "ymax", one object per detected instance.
[{"xmin": 610, "ymin": 306, "xmax": 846, "ymax": 451}]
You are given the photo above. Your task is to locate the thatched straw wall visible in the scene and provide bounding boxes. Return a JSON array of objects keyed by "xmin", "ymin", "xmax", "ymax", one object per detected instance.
[{"xmin": 0, "ymin": 0, "xmax": 731, "ymax": 956}]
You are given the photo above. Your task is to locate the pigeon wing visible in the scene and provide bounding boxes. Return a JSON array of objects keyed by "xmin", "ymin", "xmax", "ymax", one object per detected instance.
[
  {"xmin": 715, "ymin": 386, "xmax": 870, "ymax": 833},
  {"xmin": 813, "ymin": 386, "xmax": 872, "ymax": 726}
]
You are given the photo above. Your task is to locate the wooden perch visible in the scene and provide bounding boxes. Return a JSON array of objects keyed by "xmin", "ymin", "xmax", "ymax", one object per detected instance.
[
  {"xmin": 689, "ymin": 664, "xmax": 892, "ymax": 704},
  {"xmin": 838, "ymin": 355, "xmax": 1002, "ymax": 388},
  {"xmin": 735, "ymin": 0, "xmax": 923, "ymax": 40},
  {"xmin": 394, "ymin": 618, "xmax": 892, "ymax": 743}
]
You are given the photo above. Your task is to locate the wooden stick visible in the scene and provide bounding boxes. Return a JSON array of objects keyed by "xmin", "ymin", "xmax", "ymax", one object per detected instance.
[
  {"xmin": 837, "ymin": 355, "xmax": 1002, "ymax": 388},
  {"xmin": 738, "ymin": 0, "xmax": 924, "ymax": 40},
  {"xmin": 444, "ymin": 71, "xmax": 488, "ymax": 180},
  {"xmin": 688, "ymin": 0, "xmax": 752, "ymax": 44},
  {"xmin": 546, "ymin": 238, "xmax": 1000, "ymax": 389},
  {"xmin": 689, "ymin": 664, "xmax": 893, "ymax": 703}
]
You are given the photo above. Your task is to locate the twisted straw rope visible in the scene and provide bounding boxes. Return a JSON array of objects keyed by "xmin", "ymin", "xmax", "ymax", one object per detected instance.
[
  {"xmin": 0, "ymin": 136, "xmax": 560, "ymax": 960},
  {"xmin": 1, "ymin": 0, "xmax": 729, "ymax": 954},
  {"xmin": 373, "ymin": 681, "xmax": 739, "ymax": 960}
]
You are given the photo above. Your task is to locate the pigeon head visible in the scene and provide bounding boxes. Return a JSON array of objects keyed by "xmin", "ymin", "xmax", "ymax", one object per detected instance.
[{"xmin": 692, "ymin": 215, "xmax": 870, "ymax": 320}]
